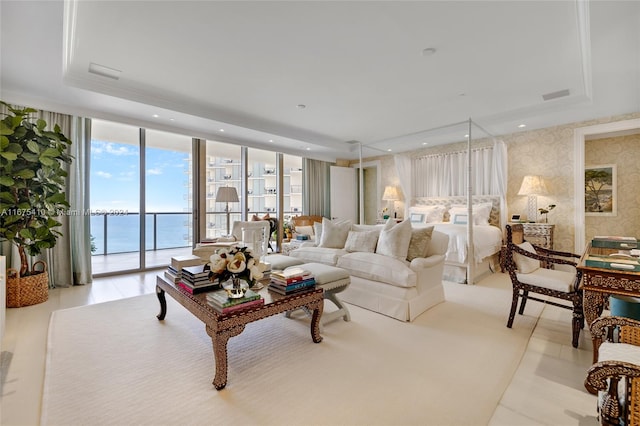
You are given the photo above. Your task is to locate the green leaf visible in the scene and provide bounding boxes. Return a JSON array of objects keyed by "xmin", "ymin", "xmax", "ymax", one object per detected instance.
[
  {"xmin": 36, "ymin": 119, "xmax": 47, "ymax": 131},
  {"xmin": 19, "ymin": 228, "xmax": 33, "ymax": 240},
  {"xmin": 0, "ymin": 176, "xmax": 15, "ymax": 186},
  {"xmin": 39, "ymin": 156, "xmax": 54, "ymax": 167},
  {"xmin": 26, "ymin": 140, "xmax": 40, "ymax": 153},
  {"xmin": 15, "ymin": 169, "xmax": 36, "ymax": 179},
  {"xmin": 0, "ymin": 121, "xmax": 13, "ymax": 136},
  {"xmin": 0, "ymin": 152, "xmax": 17, "ymax": 161},
  {"xmin": 40, "ymin": 147, "xmax": 60, "ymax": 157}
]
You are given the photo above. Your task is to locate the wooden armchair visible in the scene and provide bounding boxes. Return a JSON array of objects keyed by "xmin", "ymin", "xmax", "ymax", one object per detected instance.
[
  {"xmin": 586, "ymin": 316, "xmax": 640, "ymax": 425},
  {"xmin": 504, "ymin": 224, "xmax": 584, "ymax": 347}
]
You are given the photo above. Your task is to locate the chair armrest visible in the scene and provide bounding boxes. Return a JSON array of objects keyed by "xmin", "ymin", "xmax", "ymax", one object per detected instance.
[
  {"xmin": 508, "ymin": 243, "xmax": 579, "ymax": 268},
  {"xmin": 591, "ymin": 316, "xmax": 640, "ymax": 339},
  {"xmin": 410, "ymin": 254, "xmax": 445, "ymax": 270},
  {"xmin": 584, "ymin": 360, "xmax": 640, "ymax": 421}
]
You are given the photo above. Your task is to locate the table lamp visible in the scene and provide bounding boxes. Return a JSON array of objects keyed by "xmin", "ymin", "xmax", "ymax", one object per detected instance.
[
  {"xmin": 517, "ymin": 175, "xmax": 548, "ymax": 222},
  {"xmin": 216, "ymin": 186, "xmax": 239, "ymax": 236},
  {"xmin": 382, "ymin": 185, "xmax": 400, "ymax": 218}
]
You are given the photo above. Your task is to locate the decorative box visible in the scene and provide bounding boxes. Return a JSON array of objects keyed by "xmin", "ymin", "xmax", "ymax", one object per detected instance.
[{"xmin": 591, "ymin": 236, "xmax": 638, "ymax": 250}]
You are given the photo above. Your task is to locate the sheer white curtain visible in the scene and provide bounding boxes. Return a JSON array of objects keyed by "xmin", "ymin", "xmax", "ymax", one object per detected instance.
[
  {"xmin": 0, "ymin": 104, "xmax": 92, "ymax": 286},
  {"xmin": 491, "ymin": 140, "xmax": 508, "ymax": 227},
  {"xmin": 413, "ymin": 146, "xmax": 496, "ymax": 197},
  {"xmin": 394, "ymin": 154, "xmax": 412, "ymax": 218}
]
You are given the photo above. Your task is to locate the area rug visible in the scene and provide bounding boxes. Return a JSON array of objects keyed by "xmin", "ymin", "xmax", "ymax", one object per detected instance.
[{"xmin": 41, "ymin": 275, "xmax": 542, "ymax": 426}]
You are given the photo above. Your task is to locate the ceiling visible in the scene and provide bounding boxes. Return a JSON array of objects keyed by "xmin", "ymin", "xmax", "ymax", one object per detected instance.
[{"xmin": 1, "ymin": 1, "xmax": 639, "ymax": 161}]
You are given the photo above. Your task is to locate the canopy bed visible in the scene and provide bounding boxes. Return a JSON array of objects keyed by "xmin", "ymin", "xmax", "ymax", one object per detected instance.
[{"xmin": 391, "ymin": 119, "xmax": 507, "ymax": 284}]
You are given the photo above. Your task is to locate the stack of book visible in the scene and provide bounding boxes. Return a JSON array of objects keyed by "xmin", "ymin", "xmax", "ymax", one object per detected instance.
[
  {"xmin": 269, "ymin": 267, "xmax": 316, "ymax": 295},
  {"xmin": 206, "ymin": 289, "xmax": 264, "ymax": 314},
  {"xmin": 178, "ymin": 264, "xmax": 218, "ymax": 294},
  {"xmin": 592, "ymin": 236, "xmax": 638, "ymax": 250},
  {"xmin": 164, "ymin": 255, "xmax": 203, "ymax": 284}
]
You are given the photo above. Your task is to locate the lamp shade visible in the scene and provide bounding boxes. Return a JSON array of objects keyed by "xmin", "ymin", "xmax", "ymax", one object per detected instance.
[
  {"xmin": 215, "ymin": 186, "xmax": 239, "ymax": 203},
  {"xmin": 517, "ymin": 176, "xmax": 548, "ymax": 196},
  {"xmin": 382, "ymin": 185, "xmax": 400, "ymax": 201}
]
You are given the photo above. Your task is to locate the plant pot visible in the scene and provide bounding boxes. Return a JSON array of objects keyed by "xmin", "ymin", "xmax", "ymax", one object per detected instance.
[{"xmin": 6, "ymin": 261, "xmax": 49, "ymax": 307}]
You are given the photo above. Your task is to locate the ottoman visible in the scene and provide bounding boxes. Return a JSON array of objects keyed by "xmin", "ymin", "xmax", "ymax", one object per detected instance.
[
  {"xmin": 284, "ymin": 262, "xmax": 351, "ymax": 326},
  {"xmin": 265, "ymin": 254, "xmax": 305, "ymax": 271}
]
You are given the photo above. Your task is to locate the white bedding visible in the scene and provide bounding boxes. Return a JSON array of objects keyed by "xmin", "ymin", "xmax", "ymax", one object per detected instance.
[{"xmin": 415, "ymin": 223, "xmax": 503, "ymax": 264}]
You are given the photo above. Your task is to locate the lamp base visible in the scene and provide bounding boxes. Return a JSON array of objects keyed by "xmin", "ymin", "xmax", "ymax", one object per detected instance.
[{"xmin": 527, "ymin": 195, "xmax": 537, "ymax": 222}]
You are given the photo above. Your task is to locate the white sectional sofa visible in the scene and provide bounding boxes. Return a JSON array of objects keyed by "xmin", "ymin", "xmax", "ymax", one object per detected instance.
[{"xmin": 289, "ymin": 219, "xmax": 449, "ymax": 322}]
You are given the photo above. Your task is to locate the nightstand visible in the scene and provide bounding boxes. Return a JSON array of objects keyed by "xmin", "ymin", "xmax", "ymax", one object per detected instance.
[{"xmin": 520, "ymin": 223, "xmax": 555, "ymax": 250}]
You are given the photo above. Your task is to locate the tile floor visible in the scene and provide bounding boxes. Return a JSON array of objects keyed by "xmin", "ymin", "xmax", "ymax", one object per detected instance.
[{"xmin": 1, "ymin": 272, "xmax": 600, "ymax": 425}]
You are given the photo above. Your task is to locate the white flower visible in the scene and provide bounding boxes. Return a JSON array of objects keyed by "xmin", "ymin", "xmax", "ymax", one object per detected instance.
[
  {"xmin": 227, "ymin": 252, "xmax": 246, "ymax": 274},
  {"xmin": 248, "ymin": 259, "xmax": 266, "ymax": 281},
  {"xmin": 208, "ymin": 254, "xmax": 228, "ymax": 274}
]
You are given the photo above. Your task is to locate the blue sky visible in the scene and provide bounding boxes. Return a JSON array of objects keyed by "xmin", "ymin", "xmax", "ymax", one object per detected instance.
[{"xmin": 90, "ymin": 140, "xmax": 190, "ymax": 212}]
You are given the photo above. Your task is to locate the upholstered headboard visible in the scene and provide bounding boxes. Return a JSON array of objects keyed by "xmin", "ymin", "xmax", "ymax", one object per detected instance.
[{"xmin": 412, "ymin": 196, "xmax": 501, "ymax": 227}]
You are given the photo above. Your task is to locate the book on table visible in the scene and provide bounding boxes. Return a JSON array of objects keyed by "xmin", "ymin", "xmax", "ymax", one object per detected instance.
[
  {"xmin": 592, "ymin": 236, "xmax": 638, "ymax": 249},
  {"xmin": 206, "ymin": 289, "xmax": 262, "ymax": 309},
  {"xmin": 268, "ymin": 278, "xmax": 316, "ymax": 295},
  {"xmin": 176, "ymin": 281, "xmax": 220, "ymax": 294},
  {"xmin": 171, "ymin": 254, "xmax": 203, "ymax": 269},
  {"xmin": 585, "ymin": 254, "xmax": 640, "ymax": 272},
  {"xmin": 208, "ymin": 297, "xmax": 265, "ymax": 314}
]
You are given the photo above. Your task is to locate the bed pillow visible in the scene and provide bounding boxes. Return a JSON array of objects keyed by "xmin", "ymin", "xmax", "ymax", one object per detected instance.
[
  {"xmin": 407, "ymin": 226, "xmax": 434, "ymax": 261},
  {"xmin": 344, "ymin": 230, "xmax": 379, "ymax": 253},
  {"xmin": 376, "ymin": 219, "xmax": 412, "ymax": 260},
  {"xmin": 408, "ymin": 205, "xmax": 446, "ymax": 223},
  {"xmin": 318, "ymin": 218, "xmax": 352, "ymax": 248},
  {"xmin": 448, "ymin": 203, "xmax": 493, "ymax": 226},
  {"xmin": 513, "ymin": 241, "xmax": 540, "ymax": 274}
]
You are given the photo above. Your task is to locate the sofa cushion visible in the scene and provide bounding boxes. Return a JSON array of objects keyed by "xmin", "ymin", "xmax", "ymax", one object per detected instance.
[
  {"xmin": 290, "ymin": 246, "xmax": 346, "ymax": 266},
  {"xmin": 337, "ymin": 252, "xmax": 416, "ymax": 288},
  {"xmin": 513, "ymin": 241, "xmax": 540, "ymax": 273},
  {"xmin": 344, "ymin": 230, "xmax": 379, "ymax": 253},
  {"xmin": 407, "ymin": 226, "xmax": 434, "ymax": 261},
  {"xmin": 376, "ymin": 219, "xmax": 412, "ymax": 260},
  {"xmin": 318, "ymin": 218, "xmax": 352, "ymax": 248}
]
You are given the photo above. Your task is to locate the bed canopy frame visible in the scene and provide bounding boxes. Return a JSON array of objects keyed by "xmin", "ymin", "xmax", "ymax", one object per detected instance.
[{"xmin": 357, "ymin": 118, "xmax": 505, "ymax": 284}]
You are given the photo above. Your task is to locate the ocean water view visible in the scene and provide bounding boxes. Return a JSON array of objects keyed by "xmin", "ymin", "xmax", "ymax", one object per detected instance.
[{"xmin": 91, "ymin": 213, "xmax": 192, "ymax": 255}]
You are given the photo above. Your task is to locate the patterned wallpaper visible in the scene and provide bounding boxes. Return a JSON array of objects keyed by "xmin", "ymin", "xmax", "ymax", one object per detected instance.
[
  {"xmin": 585, "ymin": 133, "xmax": 640, "ymax": 242},
  {"xmin": 357, "ymin": 112, "xmax": 640, "ymax": 253}
]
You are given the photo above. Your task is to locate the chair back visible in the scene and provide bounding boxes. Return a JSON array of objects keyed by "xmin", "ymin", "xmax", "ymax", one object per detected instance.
[
  {"xmin": 291, "ymin": 215, "xmax": 323, "ymax": 228},
  {"xmin": 231, "ymin": 220, "xmax": 270, "ymax": 259}
]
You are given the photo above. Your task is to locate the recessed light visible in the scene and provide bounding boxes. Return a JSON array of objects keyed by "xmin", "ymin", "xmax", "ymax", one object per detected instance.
[
  {"xmin": 306, "ymin": 147, "xmax": 311, "ymax": 151},
  {"xmin": 152, "ymin": 114, "xmax": 159, "ymax": 118},
  {"xmin": 269, "ymin": 139, "xmax": 274, "ymax": 143},
  {"xmin": 387, "ymin": 149, "xmax": 392, "ymax": 152},
  {"xmin": 518, "ymin": 124, "xmax": 526, "ymax": 128},
  {"xmin": 422, "ymin": 47, "xmax": 437, "ymax": 56},
  {"xmin": 422, "ymin": 142, "xmax": 428, "ymax": 145},
  {"xmin": 219, "ymin": 129, "xmax": 225, "ymax": 132},
  {"xmin": 297, "ymin": 104, "xmax": 306, "ymax": 109},
  {"xmin": 464, "ymin": 134, "xmax": 469, "ymax": 138}
]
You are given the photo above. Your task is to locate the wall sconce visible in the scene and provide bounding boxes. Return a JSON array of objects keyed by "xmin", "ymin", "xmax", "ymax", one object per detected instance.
[{"xmin": 518, "ymin": 175, "xmax": 548, "ymax": 222}]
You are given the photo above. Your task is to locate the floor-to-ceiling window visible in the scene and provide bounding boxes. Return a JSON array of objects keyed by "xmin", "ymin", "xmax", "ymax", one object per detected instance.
[
  {"xmin": 144, "ymin": 129, "xmax": 193, "ymax": 268},
  {"xmin": 91, "ymin": 121, "xmax": 193, "ymax": 275},
  {"xmin": 204, "ymin": 140, "xmax": 242, "ymax": 239},
  {"xmin": 90, "ymin": 120, "xmax": 141, "ymax": 274}
]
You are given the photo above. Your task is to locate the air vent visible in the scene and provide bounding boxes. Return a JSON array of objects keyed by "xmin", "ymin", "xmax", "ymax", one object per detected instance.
[
  {"xmin": 88, "ymin": 62, "xmax": 121, "ymax": 80},
  {"xmin": 542, "ymin": 89, "xmax": 570, "ymax": 101}
]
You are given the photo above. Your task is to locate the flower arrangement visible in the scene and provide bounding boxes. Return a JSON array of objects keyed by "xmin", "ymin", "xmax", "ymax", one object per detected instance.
[
  {"xmin": 538, "ymin": 204, "xmax": 556, "ymax": 223},
  {"xmin": 206, "ymin": 245, "xmax": 266, "ymax": 287}
]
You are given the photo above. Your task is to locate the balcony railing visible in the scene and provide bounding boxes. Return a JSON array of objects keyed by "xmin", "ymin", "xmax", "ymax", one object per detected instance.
[{"xmin": 90, "ymin": 211, "xmax": 193, "ymax": 255}]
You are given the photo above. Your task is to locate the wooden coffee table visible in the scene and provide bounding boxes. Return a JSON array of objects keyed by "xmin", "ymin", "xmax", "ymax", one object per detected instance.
[{"xmin": 155, "ymin": 275, "xmax": 323, "ymax": 390}]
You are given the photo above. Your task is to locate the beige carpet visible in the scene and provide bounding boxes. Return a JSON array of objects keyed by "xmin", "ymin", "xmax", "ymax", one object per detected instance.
[{"xmin": 41, "ymin": 276, "xmax": 543, "ymax": 426}]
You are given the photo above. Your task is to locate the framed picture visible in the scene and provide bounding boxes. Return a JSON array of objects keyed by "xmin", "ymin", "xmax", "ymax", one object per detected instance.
[{"xmin": 585, "ymin": 164, "xmax": 617, "ymax": 216}]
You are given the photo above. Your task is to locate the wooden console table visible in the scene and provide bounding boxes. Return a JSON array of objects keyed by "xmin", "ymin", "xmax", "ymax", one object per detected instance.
[
  {"xmin": 577, "ymin": 244, "xmax": 640, "ymax": 363},
  {"xmin": 155, "ymin": 275, "xmax": 324, "ymax": 390}
]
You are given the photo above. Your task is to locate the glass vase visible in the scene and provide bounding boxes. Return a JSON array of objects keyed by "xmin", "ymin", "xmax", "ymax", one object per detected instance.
[{"xmin": 222, "ymin": 277, "xmax": 249, "ymax": 299}]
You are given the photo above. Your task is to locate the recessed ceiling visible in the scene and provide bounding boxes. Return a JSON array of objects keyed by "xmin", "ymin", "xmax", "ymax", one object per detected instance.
[{"xmin": 1, "ymin": 0, "xmax": 639, "ymax": 160}]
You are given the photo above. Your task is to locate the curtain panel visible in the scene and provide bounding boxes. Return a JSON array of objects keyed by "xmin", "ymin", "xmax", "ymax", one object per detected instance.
[
  {"xmin": 0, "ymin": 103, "xmax": 92, "ymax": 286},
  {"xmin": 303, "ymin": 158, "xmax": 331, "ymax": 218}
]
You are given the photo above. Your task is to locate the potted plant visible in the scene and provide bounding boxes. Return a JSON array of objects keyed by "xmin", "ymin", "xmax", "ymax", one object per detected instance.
[{"xmin": 0, "ymin": 102, "xmax": 73, "ymax": 306}]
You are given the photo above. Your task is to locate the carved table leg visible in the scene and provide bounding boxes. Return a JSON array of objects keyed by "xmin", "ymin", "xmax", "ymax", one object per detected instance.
[
  {"xmin": 308, "ymin": 299, "xmax": 324, "ymax": 344},
  {"xmin": 156, "ymin": 286, "xmax": 167, "ymax": 320},
  {"xmin": 207, "ymin": 324, "xmax": 245, "ymax": 390},
  {"xmin": 584, "ymin": 289, "xmax": 608, "ymax": 363}
]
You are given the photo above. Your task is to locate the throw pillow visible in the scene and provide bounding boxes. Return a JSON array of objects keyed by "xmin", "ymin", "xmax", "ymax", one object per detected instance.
[
  {"xmin": 318, "ymin": 218, "xmax": 352, "ymax": 248},
  {"xmin": 295, "ymin": 225, "xmax": 314, "ymax": 236},
  {"xmin": 513, "ymin": 241, "xmax": 540, "ymax": 274},
  {"xmin": 408, "ymin": 205, "xmax": 446, "ymax": 223},
  {"xmin": 344, "ymin": 230, "xmax": 379, "ymax": 253},
  {"xmin": 313, "ymin": 222, "xmax": 323, "ymax": 242},
  {"xmin": 406, "ymin": 226, "xmax": 434, "ymax": 261},
  {"xmin": 376, "ymin": 219, "xmax": 412, "ymax": 260}
]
